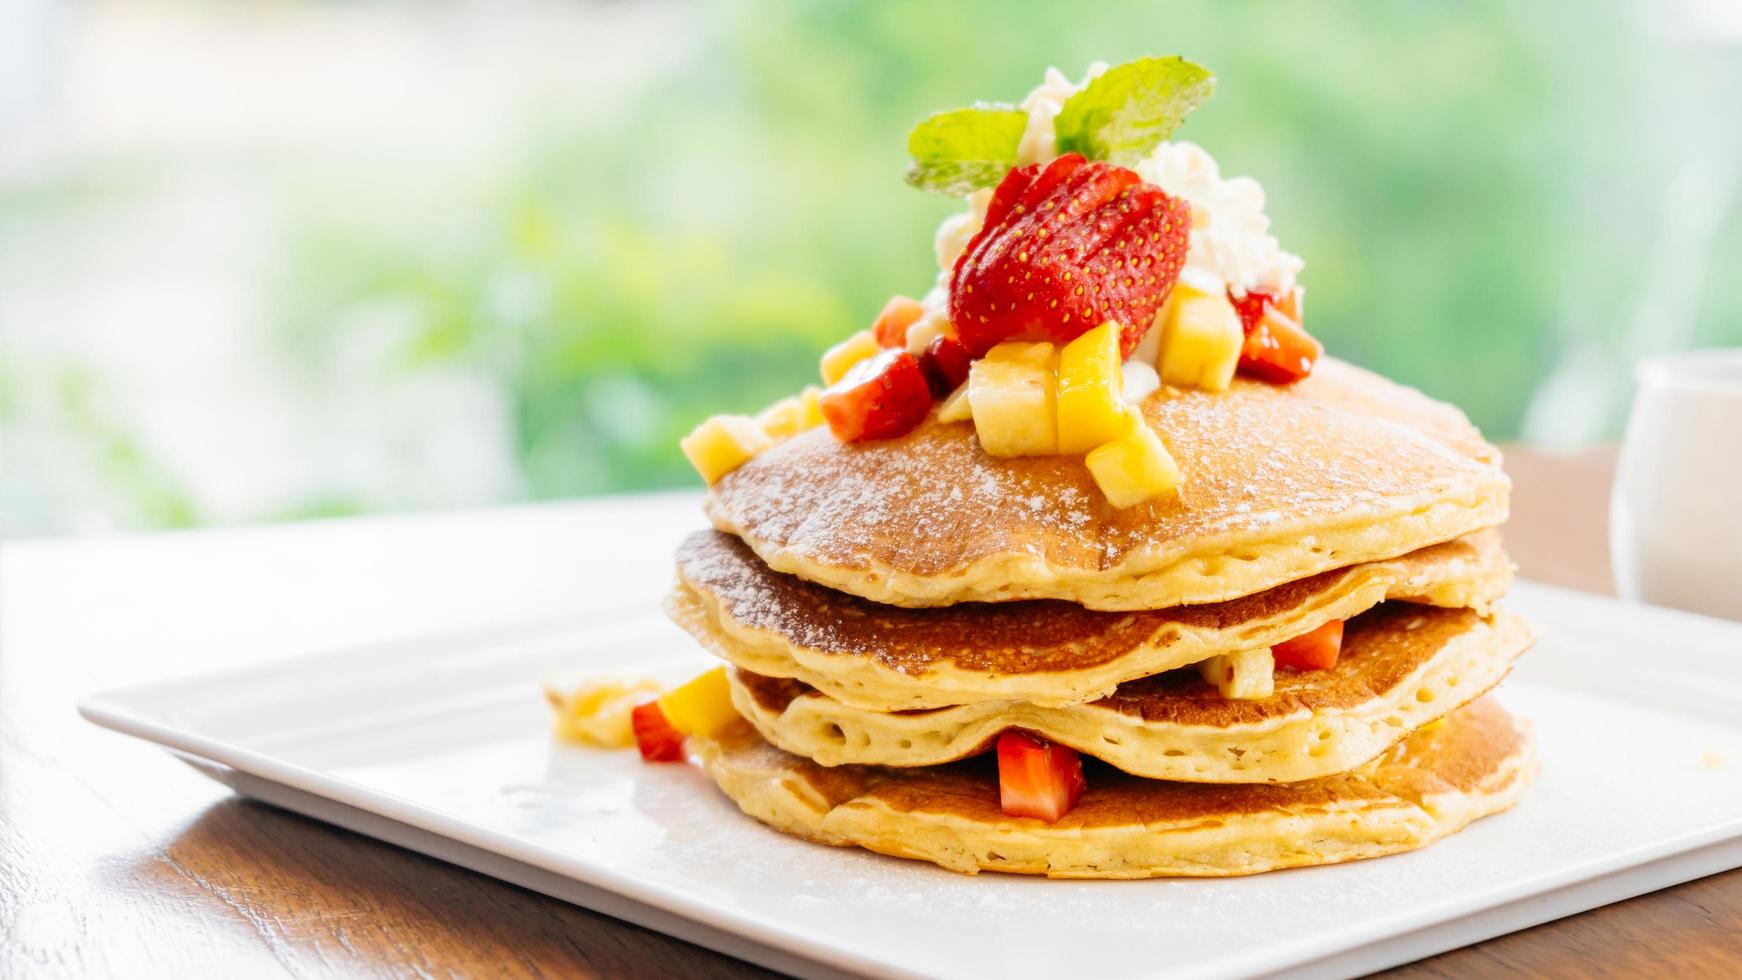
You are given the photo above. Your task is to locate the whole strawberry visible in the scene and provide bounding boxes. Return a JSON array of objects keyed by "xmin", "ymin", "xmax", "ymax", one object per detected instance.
[{"xmin": 948, "ymin": 153, "xmax": 1191, "ymax": 358}]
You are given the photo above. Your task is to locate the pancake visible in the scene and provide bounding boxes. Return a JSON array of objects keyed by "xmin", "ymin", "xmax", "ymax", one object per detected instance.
[
  {"xmin": 706, "ymin": 357, "xmax": 1508, "ymax": 610},
  {"xmin": 696, "ymin": 697, "xmax": 1535, "ymax": 878},
  {"xmin": 728, "ymin": 605, "xmax": 1531, "ymax": 783},
  {"xmin": 667, "ymin": 528, "xmax": 1513, "ymax": 710}
]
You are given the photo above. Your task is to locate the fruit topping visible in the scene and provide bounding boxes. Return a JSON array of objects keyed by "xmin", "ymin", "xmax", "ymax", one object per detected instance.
[
  {"xmin": 681, "ymin": 414, "xmax": 773, "ymax": 484},
  {"xmin": 1271, "ymin": 619, "xmax": 1344, "ymax": 671},
  {"xmin": 983, "ymin": 340, "xmax": 1058, "ymax": 367},
  {"xmin": 630, "ymin": 700, "xmax": 687, "ymax": 763},
  {"xmin": 755, "ymin": 387, "xmax": 825, "ymax": 441},
  {"xmin": 997, "ymin": 730, "xmax": 1087, "ymax": 822},
  {"xmin": 1197, "ymin": 649, "xmax": 1275, "ymax": 700},
  {"xmin": 819, "ymin": 347, "xmax": 933, "ymax": 442},
  {"xmin": 1239, "ymin": 304, "xmax": 1321, "ymax": 384},
  {"xmin": 1229, "ymin": 289, "xmax": 1271, "ymax": 334},
  {"xmin": 819, "ymin": 329, "xmax": 882, "ymax": 386},
  {"xmin": 545, "ymin": 677, "xmax": 663, "ymax": 747},
  {"xmin": 948, "ymin": 153, "xmax": 1191, "ymax": 358},
  {"xmin": 1055, "ymin": 321, "xmax": 1127, "ymax": 453},
  {"xmin": 918, "ymin": 335, "xmax": 973, "ymax": 397},
  {"xmin": 657, "ymin": 667, "xmax": 740, "ymax": 738},
  {"xmin": 1084, "ymin": 410, "xmax": 1181, "ymax": 507},
  {"xmin": 1156, "ymin": 285, "xmax": 1243, "ymax": 392},
  {"xmin": 935, "ymin": 384, "xmax": 973, "ymax": 423},
  {"xmin": 1230, "ymin": 286, "xmax": 1303, "ymax": 334},
  {"xmin": 967, "ymin": 343, "xmax": 1058, "ymax": 457},
  {"xmin": 871, "ymin": 294, "xmax": 927, "ymax": 348}
]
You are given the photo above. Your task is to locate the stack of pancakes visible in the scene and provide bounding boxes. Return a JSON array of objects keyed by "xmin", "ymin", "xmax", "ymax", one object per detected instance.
[{"xmin": 667, "ymin": 358, "xmax": 1536, "ymax": 878}]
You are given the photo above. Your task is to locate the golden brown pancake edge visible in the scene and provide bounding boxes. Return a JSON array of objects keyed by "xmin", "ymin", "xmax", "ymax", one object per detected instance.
[{"xmin": 695, "ymin": 697, "xmax": 1535, "ymax": 878}]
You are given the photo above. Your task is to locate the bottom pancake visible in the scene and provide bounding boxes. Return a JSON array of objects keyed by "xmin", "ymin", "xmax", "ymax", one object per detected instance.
[
  {"xmin": 696, "ymin": 697, "xmax": 1534, "ymax": 878},
  {"xmin": 729, "ymin": 605, "xmax": 1533, "ymax": 784}
]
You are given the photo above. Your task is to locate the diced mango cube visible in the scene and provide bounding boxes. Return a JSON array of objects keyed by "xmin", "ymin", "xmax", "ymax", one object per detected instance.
[
  {"xmin": 799, "ymin": 386, "xmax": 824, "ymax": 426},
  {"xmin": 681, "ymin": 414, "xmax": 772, "ymax": 484},
  {"xmin": 820, "ymin": 330, "xmax": 882, "ymax": 386},
  {"xmin": 544, "ymin": 677, "xmax": 663, "ymax": 747},
  {"xmin": 756, "ymin": 386, "xmax": 826, "ymax": 441},
  {"xmin": 983, "ymin": 341, "xmax": 1057, "ymax": 368},
  {"xmin": 968, "ymin": 356, "xmax": 1057, "ymax": 457},
  {"xmin": 936, "ymin": 384, "xmax": 972, "ymax": 423},
  {"xmin": 1197, "ymin": 649, "xmax": 1276, "ymax": 700},
  {"xmin": 1084, "ymin": 412, "xmax": 1181, "ymax": 507},
  {"xmin": 1157, "ymin": 287, "xmax": 1243, "ymax": 392},
  {"xmin": 657, "ymin": 666, "xmax": 740, "ymax": 737},
  {"xmin": 1056, "ymin": 322, "xmax": 1127, "ymax": 454},
  {"xmin": 756, "ymin": 397, "xmax": 805, "ymax": 441}
]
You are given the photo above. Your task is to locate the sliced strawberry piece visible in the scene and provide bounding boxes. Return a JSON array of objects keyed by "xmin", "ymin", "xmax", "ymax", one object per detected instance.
[
  {"xmin": 981, "ymin": 160, "xmax": 1042, "ymax": 229},
  {"xmin": 630, "ymin": 700, "xmax": 686, "ymax": 762},
  {"xmin": 1231, "ymin": 287, "xmax": 1305, "ymax": 335},
  {"xmin": 871, "ymin": 295, "xmax": 926, "ymax": 348},
  {"xmin": 918, "ymin": 335, "xmax": 973, "ymax": 397},
  {"xmin": 819, "ymin": 347, "xmax": 932, "ymax": 441},
  {"xmin": 1239, "ymin": 307, "xmax": 1322, "ymax": 384},
  {"xmin": 1272, "ymin": 619, "xmax": 1345, "ymax": 671},
  {"xmin": 996, "ymin": 730, "xmax": 1087, "ymax": 822},
  {"xmin": 1229, "ymin": 290, "xmax": 1275, "ymax": 336},
  {"xmin": 950, "ymin": 153, "xmax": 1191, "ymax": 359}
]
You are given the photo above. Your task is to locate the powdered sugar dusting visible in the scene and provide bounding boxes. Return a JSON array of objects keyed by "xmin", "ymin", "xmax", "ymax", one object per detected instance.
[{"xmin": 705, "ymin": 357, "xmax": 1503, "ymax": 602}]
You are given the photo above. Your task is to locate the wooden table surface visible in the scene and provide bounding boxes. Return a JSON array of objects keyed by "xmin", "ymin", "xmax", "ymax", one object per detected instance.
[{"xmin": 2, "ymin": 447, "xmax": 1738, "ymax": 978}]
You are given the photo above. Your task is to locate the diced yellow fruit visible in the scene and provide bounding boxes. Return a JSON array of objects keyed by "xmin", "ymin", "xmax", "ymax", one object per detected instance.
[
  {"xmin": 798, "ymin": 386, "xmax": 825, "ymax": 427},
  {"xmin": 657, "ymin": 666, "xmax": 739, "ymax": 737},
  {"xmin": 820, "ymin": 330, "xmax": 881, "ymax": 386},
  {"xmin": 1056, "ymin": 322, "xmax": 1127, "ymax": 454},
  {"xmin": 1157, "ymin": 288, "xmax": 1243, "ymax": 392},
  {"xmin": 1196, "ymin": 649, "xmax": 1275, "ymax": 700},
  {"xmin": 756, "ymin": 397, "xmax": 806, "ymax": 440},
  {"xmin": 545, "ymin": 677, "xmax": 663, "ymax": 747},
  {"xmin": 681, "ymin": 414, "xmax": 772, "ymax": 484},
  {"xmin": 1084, "ymin": 412, "xmax": 1182, "ymax": 507},
  {"xmin": 936, "ymin": 384, "xmax": 973, "ymax": 423},
  {"xmin": 1418, "ymin": 717, "xmax": 1447, "ymax": 735},
  {"xmin": 968, "ymin": 357, "xmax": 1057, "ymax": 456},
  {"xmin": 984, "ymin": 341, "xmax": 1057, "ymax": 368},
  {"xmin": 756, "ymin": 387, "xmax": 826, "ymax": 441}
]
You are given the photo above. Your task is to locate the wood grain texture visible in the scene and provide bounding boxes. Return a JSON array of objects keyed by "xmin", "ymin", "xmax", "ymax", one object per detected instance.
[{"xmin": 1, "ymin": 452, "xmax": 1737, "ymax": 978}]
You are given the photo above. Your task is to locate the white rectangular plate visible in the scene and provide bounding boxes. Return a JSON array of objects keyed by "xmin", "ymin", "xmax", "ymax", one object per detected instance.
[{"xmin": 80, "ymin": 582, "xmax": 1742, "ymax": 980}]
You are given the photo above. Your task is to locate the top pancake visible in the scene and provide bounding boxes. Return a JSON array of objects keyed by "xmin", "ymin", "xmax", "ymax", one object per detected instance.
[{"xmin": 707, "ymin": 357, "xmax": 1508, "ymax": 610}]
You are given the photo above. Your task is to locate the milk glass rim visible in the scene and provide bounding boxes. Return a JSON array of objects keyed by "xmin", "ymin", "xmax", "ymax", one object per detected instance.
[{"xmin": 1634, "ymin": 348, "xmax": 1742, "ymax": 395}]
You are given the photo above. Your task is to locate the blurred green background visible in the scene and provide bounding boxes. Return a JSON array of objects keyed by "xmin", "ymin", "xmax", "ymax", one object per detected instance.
[{"xmin": 2, "ymin": 0, "xmax": 1739, "ymax": 534}]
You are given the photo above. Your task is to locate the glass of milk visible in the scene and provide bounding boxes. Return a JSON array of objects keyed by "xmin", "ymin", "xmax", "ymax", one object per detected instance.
[{"xmin": 1611, "ymin": 350, "xmax": 1742, "ymax": 622}]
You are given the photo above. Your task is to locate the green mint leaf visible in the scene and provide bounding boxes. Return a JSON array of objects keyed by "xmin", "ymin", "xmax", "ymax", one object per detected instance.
[
  {"xmin": 904, "ymin": 105, "xmax": 1029, "ymax": 196},
  {"xmin": 1053, "ymin": 56, "xmax": 1215, "ymax": 166}
]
